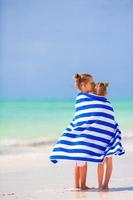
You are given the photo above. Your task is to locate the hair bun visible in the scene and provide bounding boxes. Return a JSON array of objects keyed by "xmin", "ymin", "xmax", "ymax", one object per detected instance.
[
  {"xmin": 104, "ymin": 82, "xmax": 109, "ymax": 87},
  {"xmin": 74, "ymin": 73, "xmax": 81, "ymax": 80},
  {"xmin": 99, "ymin": 82, "xmax": 104, "ymax": 87}
]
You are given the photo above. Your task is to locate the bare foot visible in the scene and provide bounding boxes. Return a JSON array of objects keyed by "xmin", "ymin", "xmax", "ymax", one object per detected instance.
[
  {"xmin": 81, "ymin": 186, "xmax": 94, "ymax": 190},
  {"xmin": 102, "ymin": 185, "xmax": 109, "ymax": 190},
  {"xmin": 75, "ymin": 186, "xmax": 80, "ymax": 189},
  {"xmin": 72, "ymin": 188, "xmax": 81, "ymax": 191},
  {"xmin": 98, "ymin": 186, "xmax": 103, "ymax": 191}
]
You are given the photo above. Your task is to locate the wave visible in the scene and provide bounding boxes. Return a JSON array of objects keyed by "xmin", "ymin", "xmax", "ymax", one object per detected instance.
[
  {"xmin": 0, "ymin": 137, "xmax": 57, "ymax": 147},
  {"xmin": 0, "ymin": 132, "xmax": 133, "ymax": 148}
]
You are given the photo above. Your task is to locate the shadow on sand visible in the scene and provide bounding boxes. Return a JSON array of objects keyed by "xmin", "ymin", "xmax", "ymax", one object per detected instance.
[
  {"xmin": 70, "ymin": 187, "xmax": 133, "ymax": 193},
  {"xmin": 108, "ymin": 187, "xmax": 133, "ymax": 192}
]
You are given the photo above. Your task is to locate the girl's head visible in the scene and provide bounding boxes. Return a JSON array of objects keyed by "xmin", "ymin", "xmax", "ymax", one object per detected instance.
[
  {"xmin": 94, "ymin": 82, "xmax": 109, "ymax": 96},
  {"xmin": 74, "ymin": 73, "xmax": 95, "ymax": 93}
]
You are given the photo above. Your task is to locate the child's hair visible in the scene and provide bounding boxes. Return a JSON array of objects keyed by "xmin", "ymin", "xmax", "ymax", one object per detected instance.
[
  {"xmin": 94, "ymin": 82, "xmax": 109, "ymax": 96},
  {"xmin": 74, "ymin": 73, "xmax": 92, "ymax": 90}
]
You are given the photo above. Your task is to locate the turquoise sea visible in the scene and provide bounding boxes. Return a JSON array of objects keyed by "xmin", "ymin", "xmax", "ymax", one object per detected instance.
[{"xmin": 0, "ymin": 99, "xmax": 133, "ymax": 146}]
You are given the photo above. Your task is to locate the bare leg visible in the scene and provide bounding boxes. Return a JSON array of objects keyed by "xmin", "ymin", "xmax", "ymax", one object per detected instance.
[
  {"xmin": 97, "ymin": 162, "xmax": 104, "ymax": 190},
  {"xmin": 74, "ymin": 164, "xmax": 80, "ymax": 189},
  {"xmin": 79, "ymin": 162, "xmax": 90, "ymax": 190},
  {"xmin": 103, "ymin": 157, "xmax": 113, "ymax": 189}
]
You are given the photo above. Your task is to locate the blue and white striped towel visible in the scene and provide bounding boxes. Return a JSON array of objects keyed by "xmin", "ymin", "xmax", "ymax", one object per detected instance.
[{"xmin": 50, "ymin": 92, "xmax": 125, "ymax": 164}]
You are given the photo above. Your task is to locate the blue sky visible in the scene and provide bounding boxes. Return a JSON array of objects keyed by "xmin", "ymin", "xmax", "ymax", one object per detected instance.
[{"xmin": 1, "ymin": 0, "xmax": 133, "ymax": 99}]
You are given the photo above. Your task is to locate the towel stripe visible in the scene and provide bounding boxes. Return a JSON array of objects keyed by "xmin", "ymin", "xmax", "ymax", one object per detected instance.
[
  {"xmin": 50, "ymin": 92, "xmax": 125, "ymax": 164},
  {"xmin": 56, "ymin": 140, "xmax": 106, "ymax": 151}
]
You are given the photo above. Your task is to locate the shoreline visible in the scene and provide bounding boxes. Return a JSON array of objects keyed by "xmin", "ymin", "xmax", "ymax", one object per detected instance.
[{"xmin": 0, "ymin": 136, "xmax": 132, "ymax": 155}]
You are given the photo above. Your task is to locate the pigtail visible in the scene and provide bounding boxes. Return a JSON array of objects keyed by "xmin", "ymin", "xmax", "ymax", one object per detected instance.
[
  {"xmin": 104, "ymin": 82, "xmax": 109, "ymax": 87},
  {"xmin": 73, "ymin": 73, "xmax": 92, "ymax": 90},
  {"xmin": 74, "ymin": 73, "xmax": 81, "ymax": 80}
]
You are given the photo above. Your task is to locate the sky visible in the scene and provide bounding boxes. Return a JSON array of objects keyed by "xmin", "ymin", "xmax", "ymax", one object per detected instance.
[{"xmin": 1, "ymin": 0, "xmax": 133, "ymax": 99}]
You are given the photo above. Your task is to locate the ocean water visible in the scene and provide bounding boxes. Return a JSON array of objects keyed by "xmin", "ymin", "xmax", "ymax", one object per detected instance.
[{"xmin": 0, "ymin": 98, "xmax": 133, "ymax": 146}]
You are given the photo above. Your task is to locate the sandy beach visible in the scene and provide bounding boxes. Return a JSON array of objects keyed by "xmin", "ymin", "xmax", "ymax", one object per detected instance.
[{"xmin": 0, "ymin": 138, "xmax": 133, "ymax": 200}]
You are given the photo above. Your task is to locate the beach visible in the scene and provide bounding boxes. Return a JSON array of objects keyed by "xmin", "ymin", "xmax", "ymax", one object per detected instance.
[
  {"xmin": 1, "ymin": 0, "xmax": 133, "ymax": 199},
  {"xmin": 0, "ymin": 98, "xmax": 133, "ymax": 199},
  {"xmin": 0, "ymin": 138, "xmax": 133, "ymax": 200}
]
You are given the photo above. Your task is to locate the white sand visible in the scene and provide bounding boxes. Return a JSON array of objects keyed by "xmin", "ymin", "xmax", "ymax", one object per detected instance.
[{"xmin": 0, "ymin": 139, "xmax": 133, "ymax": 200}]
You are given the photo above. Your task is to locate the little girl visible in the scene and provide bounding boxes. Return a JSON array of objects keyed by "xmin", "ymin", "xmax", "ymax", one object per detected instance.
[
  {"xmin": 50, "ymin": 73, "xmax": 95, "ymax": 190},
  {"xmin": 94, "ymin": 82, "xmax": 114, "ymax": 190},
  {"xmin": 50, "ymin": 75, "xmax": 125, "ymax": 191},
  {"xmin": 74, "ymin": 73, "xmax": 95, "ymax": 190}
]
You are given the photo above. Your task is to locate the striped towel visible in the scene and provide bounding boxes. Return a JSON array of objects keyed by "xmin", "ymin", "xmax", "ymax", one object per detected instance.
[{"xmin": 50, "ymin": 92, "xmax": 125, "ymax": 164}]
